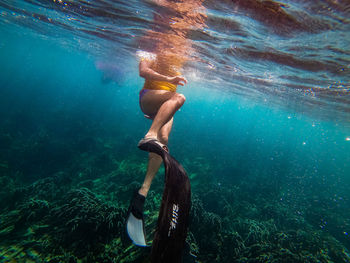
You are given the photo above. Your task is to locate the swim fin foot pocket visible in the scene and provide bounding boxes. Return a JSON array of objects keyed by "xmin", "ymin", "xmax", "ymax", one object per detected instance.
[
  {"xmin": 126, "ymin": 191, "xmax": 147, "ymax": 247},
  {"xmin": 138, "ymin": 137, "xmax": 169, "ymax": 153}
]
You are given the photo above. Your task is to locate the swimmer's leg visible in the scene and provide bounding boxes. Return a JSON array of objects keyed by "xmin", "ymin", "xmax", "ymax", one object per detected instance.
[
  {"xmin": 146, "ymin": 93, "xmax": 184, "ymax": 139},
  {"xmin": 139, "ymin": 90, "xmax": 185, "ymax": 140},
  {"xmin": 138, "ymin": 118, "xmax": 173, "ymax": 197},
  {"xmin": 126, "ymin": 118, "xmax": 173, "ymax": 246}
]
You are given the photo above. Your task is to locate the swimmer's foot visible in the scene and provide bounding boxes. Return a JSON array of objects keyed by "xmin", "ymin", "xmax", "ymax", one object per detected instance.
[{"xmin": 137, "ymin": 137, "xmax": 169, "ymax": 153}]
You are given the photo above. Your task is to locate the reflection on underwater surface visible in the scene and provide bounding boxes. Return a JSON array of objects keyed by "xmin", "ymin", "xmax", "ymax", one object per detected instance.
[
  {"xmin": 0, "ymin": 0, "xmax": 350, "ymax": 262},
  {"xmin": 0, "ymin": 0, "xmax": 349, "ymax": 120}
]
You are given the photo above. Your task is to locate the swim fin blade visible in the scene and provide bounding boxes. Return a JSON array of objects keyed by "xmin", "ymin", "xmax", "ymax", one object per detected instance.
[
  {"xmin": 126, "ymin": 212, "xmax": 147, "ymax": 246},
  {"xmin": 126, "ymin": 192, "xmax": 147, "ymax": 247},
  {"xmin": 138, "ymin": 139, "xmax": 191, "ymax": 263}
]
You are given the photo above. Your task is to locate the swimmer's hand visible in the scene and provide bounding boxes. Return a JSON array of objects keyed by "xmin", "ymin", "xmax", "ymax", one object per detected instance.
[{"xmin": 167, "ymin": 76, "xmax": 187, "ymax": 86}]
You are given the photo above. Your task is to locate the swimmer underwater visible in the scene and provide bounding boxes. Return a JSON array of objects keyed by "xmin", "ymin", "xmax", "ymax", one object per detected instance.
[
  {"xmin": 125, "ymin": 51, "xmax": 188, "ymax": 246},
  {"xmin": 125, "ymin": 0, "xmax": 205, "ymax": 249}
]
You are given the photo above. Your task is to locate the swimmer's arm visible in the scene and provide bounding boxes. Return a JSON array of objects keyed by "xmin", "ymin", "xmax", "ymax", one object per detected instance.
[
  {"xmin": 139, "ymin": 60, "xmax": 187, "ymax": 86},
  {"xmin": 139, "ymin": 59, "xmax": 169, "ymax": 81}
]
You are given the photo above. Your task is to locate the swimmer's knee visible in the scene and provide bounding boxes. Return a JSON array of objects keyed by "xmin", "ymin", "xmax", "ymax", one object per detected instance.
[
  {"xmin": 173, "ymin": 93, "xmax": 186, "ymax": 107},
  {"xmin": 179, "ymin": 94, "xmax": 186, "ymax": 103}
]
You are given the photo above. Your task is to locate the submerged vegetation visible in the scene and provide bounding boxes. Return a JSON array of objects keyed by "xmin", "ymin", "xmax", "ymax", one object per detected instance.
[{"xmin": 0, "ymin": 125, "xmax": 349, "ymax": 262}]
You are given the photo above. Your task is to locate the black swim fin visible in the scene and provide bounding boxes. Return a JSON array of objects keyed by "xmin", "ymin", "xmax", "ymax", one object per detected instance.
[
  {"xmin": 138, "ymin": 139, "xmax": 191, "ymax": 263},
  {"xmin": 126, "ymin": 191, "xmax": 147, "ymax": 247}
]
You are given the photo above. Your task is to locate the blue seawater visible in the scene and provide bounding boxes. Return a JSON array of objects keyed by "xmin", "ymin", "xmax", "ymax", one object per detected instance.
[{"xmin": 0, "ymin": 0, "xmax": 349, "ymax": 262}]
